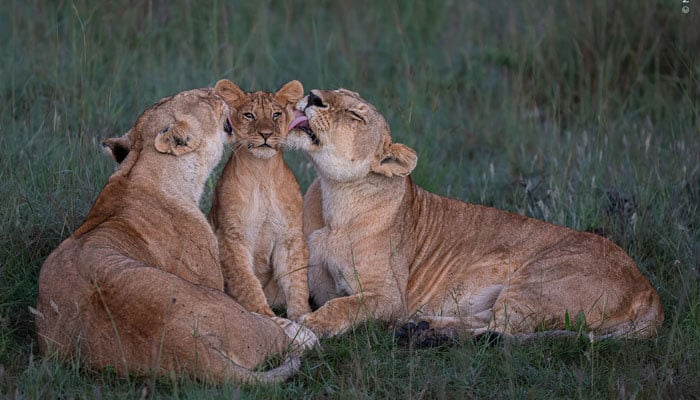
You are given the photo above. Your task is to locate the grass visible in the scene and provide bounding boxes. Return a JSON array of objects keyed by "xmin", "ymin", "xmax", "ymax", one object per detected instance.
[{"xmin": 1, "ymin": 0, "xmax": 699, "ymax": 397}]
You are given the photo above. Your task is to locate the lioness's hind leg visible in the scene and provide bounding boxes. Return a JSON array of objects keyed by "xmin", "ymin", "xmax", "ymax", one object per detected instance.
[
  {"xmin": 488, "ymin": 236, "xmax": 663, "ymax": 338},
  {"xmin": 489, "ymin": 270, "xmax": 576, "ymax": 334},
  {"xmin": 90, "ymin": 265, "xmax": 294, "ymax": 382}
]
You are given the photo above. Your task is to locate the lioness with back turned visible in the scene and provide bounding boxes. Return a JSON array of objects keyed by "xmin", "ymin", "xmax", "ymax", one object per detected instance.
[
  {"xmin": 285, "ymin": 88, "xmax": 664, "ymax": 339},
  {"xmin": 35, "ymin": 88, "xmax": 316, "ymax": 384},
  {"xmin": 209, "ymin": 79, "xmax": 311, "ymax": 320}
]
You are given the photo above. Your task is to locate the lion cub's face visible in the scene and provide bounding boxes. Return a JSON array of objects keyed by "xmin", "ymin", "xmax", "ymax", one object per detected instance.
[
  {"xmin": 286, "ymin": 89, "xmax": 417, "ymax": 181},
  {"xmin": 215, "ymin": 79, "xmax": 304, "ymax": 159}
]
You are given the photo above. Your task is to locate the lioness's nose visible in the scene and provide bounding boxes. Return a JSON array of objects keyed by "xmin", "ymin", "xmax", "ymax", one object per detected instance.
[{"xmin": 307, "ymin": 91, "xmax": 326, "ymax": 108}]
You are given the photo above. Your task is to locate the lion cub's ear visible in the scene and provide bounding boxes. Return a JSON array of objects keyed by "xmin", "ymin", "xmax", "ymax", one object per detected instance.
[
  {"xmin": 215, "ymin": 79, "xmax": 246, "ymax": 106},
  {"xmin": 274, "ymin": 80, "xmax": 304, "ymax": 106},
  {"xmin": 371, "ymin": 141, "xmax": 418, "ymax": 178},
  {"xmin": 154, "ymin": 121, "xmax": 201, "ymax": 156},
  {"xmin": 101, "ymin": 129, "xmax": 132, "ymax": 163}
]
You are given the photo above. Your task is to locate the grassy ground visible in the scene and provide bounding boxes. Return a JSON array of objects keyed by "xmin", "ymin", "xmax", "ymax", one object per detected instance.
[{"xmin": 1, "ymin": 0, "xmax": 699, "ymax": 398}]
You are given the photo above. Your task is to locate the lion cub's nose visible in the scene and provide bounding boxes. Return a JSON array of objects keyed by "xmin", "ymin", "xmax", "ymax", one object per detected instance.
[{"xmin": 259, "ymin": 131, "xmax": 273, "ymax": 140}]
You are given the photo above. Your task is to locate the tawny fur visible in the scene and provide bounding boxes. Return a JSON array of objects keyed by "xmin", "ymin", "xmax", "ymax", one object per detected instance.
[
  {"xmin": 209, "ymin": 79, "xmax": 311, "ymax": 320},
  {"xmin": 35, "ymin": 89, "xmax": 317, "ymax": 384},
  {"xmin": 284, "ymin": 89, "xmax": 664, "ymax": 339}
]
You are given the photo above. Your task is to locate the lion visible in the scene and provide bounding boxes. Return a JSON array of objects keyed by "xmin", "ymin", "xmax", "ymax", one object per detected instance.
[
  {"xmin": 35, "ymin": 88, "xmax": 317, "ymax": 384},
  {"xmin": 209, "ymin": 79, "xmax": 311, "ymax": 320},
  {"xmin": 284, "ymin": 88, "xmax": 664, "ymax": 340}
]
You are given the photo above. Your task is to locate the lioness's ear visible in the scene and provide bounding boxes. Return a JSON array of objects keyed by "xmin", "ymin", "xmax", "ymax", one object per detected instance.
[
  {"xmin": 101, "ymin": 129, "xmax": 132, "ymax": 163},
  {"xmin": 371, "ymin": 142, "xmax": 418, "ymax": 177},
  {"xmin": 215, "ymin": 79, "xmax": 246, "ymax": 106},
  {"xmin": 154, "ymin": 121, "xmax": 200, "ymax": 156},
  {"xmin": 274, "ymin": 80, "xmax": 304, "ymax": 105}
]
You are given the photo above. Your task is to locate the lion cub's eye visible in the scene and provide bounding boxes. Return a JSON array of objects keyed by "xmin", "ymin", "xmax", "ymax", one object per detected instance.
[
  {"xmin": 242, "ymin": 112, "xmax": 255, "ymax": 121},
  {"xmin": 272, "ymin": 112, "xmax": 282, "ymax": 120}
]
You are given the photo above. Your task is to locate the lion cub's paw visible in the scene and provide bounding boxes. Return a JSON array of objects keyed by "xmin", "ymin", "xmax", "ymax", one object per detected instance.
[{"xmin": 271, "ymin": 316, "xmax": 320, "ymax": 352}]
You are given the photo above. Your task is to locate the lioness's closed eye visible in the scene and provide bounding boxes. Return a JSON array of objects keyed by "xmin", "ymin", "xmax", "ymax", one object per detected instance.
[
  {"xmin": 209, "ymin": 79, "xmax": 311, "ymax": 321},
  {"xmin": 284, "ymin": 88, "xmax": 663, "ymax": 341}
]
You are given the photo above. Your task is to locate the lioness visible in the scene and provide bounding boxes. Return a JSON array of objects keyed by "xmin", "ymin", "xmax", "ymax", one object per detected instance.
[
  {"xmin": 285, "ymin": 89, "xmax": 664, "ymax": 340},
  {"xmin": 209, "ymin": 79, "xmax": 311, "ymax": 320},
  {"xmin": 35, "ymin": 88, "xmax": 317, "ymax": 384}
]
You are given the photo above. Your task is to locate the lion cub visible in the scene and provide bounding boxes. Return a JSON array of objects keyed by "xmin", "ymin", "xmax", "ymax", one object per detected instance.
[{"xmin": 210, "ymin": 79, "xmax": 311, "ymax": 320}]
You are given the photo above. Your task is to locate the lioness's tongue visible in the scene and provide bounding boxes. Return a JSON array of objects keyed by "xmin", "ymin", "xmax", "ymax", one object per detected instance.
[{"xmin": 288, "ymin": 110, "xmax": 308, "ymax": 132}]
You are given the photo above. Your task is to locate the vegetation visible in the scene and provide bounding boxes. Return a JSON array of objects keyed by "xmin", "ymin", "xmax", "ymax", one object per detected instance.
[{"xmin": 1, "ymin": 0, "xmax": 698, "ymax": 397}]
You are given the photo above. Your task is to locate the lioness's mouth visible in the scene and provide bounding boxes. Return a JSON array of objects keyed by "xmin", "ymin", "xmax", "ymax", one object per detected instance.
[{"xmin": 288, "ymin": 110, "xmax": 320, "ymax": 146}]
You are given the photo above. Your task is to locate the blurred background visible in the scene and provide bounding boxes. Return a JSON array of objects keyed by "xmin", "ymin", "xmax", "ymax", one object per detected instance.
[{"xmin": 1, "ymin": 1, "xmax": 698, "ymax": 397}]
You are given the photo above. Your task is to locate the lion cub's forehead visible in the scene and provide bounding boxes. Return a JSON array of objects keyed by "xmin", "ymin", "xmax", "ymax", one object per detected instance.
[{"xmin": 237, "ymin": 92, "xmax": 285, "ymax": 112}]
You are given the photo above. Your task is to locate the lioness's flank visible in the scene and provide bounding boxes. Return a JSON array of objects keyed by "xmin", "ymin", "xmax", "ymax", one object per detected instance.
[
  {"xmin": 285, "ymin": 89, "xmax": 664, "ymax": 340},
  {"xmin": 209, "ymin": 79, "xmax": 311, "ymax": 320},
  {"xmin": 35, "ymin": 88, "xmax": 317, "ymax": 384}
]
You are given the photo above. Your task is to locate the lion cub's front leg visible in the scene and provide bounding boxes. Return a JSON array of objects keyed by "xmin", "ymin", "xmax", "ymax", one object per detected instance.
[
  {"xmin": 271, "ymin": 229, "xmax": 311, "ymax": 320},
  {"xmin": 217, "ymin": 229, "xmax": 275, "ymax": 317}
]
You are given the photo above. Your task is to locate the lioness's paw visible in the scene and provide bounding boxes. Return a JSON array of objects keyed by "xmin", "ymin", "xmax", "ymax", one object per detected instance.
[
  {"xmin": 271, "ymin": 317, "xmax": 319, "ymax": 352},
  {"xmin": 286, "ymin": 309, "xmax": 311, "ymax": 322},
  {"xmin": 298, "ymin": 313, "xmax": 337, "ymax": 339}
]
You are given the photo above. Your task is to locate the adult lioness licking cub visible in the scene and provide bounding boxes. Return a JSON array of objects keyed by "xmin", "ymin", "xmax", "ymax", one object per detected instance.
[
  {"xmin": 36, "ymin": 88, "xmax": 316, "ymax": 384},
  {"xmin": 285, "ymin": 89, "xmax": 664, "ymax": 339},
  {"xmin": 209, "ymin": 79, "xmax": 311, "ymax": 320}
]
